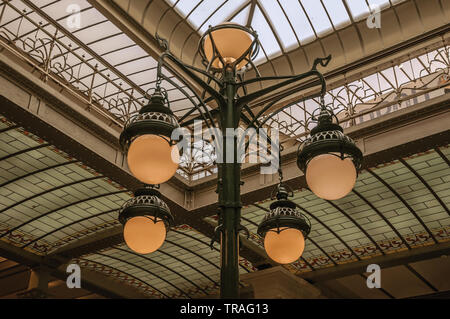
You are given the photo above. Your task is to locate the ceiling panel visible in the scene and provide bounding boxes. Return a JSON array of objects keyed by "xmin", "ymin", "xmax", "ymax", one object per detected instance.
[
  {"xmin": 0, "ymin": 116, "xmax": 132, "ymax": 255},
  {"xmin": 409, "ymin": 256, "xmax": 450, "ymax": 291},
  {"xmin": 160, "ymin": 0, "xmax": 407, "ymax": 65},
  {"xmin": 0, "ymin": 116, "xmax": 256, "ymax": 297},
  {"xmin": 77, "ymin": 225, "xmax": 254, "ymax": 298},
  {"xmin": 238, "ymin": 146, "xmax": 450, "ymax": 273},
  {"xmin": 375, "ymin": 265, "xmax": 434, "ymax": 298},
  {"xmin": 334, "ymin": 274, "xmax": 390, "ymax": 298}
]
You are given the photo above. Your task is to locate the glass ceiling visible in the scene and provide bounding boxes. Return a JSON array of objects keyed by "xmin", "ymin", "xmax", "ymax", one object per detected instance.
[
  {"xmin": 0, "ymin": 0, "xmax": 197, "ymax": 121},
  {"xmin": 1, "ymin": 0, "xmax": 447, "ymax": 182},
  {"xmin": 268, "ymin": 45, "xmax": 450, "ymax": 139},
  {"xmin": 236, "ymin": 146, "xmax": 450, "ymax": 272},
  {"xmin": 165, "ymin": 0, "xmax": 406, "ymax": 64}
]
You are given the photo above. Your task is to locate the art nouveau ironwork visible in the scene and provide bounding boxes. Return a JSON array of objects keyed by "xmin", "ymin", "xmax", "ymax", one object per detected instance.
[{"xmin": 118, "ymin": 21, "xmax": 336, "ymax": 298}]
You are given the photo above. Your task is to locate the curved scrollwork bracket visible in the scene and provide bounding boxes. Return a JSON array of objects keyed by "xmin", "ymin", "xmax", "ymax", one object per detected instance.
[
  {"xmin": 209, "ymin": 224, "xmax": 250, "ymax": 250},
  {"xmin": 237, "ymin": 224, "xmax": 250, "ymax": 240},
  {"xmin": 155, "ymin": 33, "xmax": 170, "ymax": 53},
  {"xmin": 312, "ymin": 54, "xmax": 332, "ymax": 71},
  {"xmin": 209, "ymin": 224, "xmax": 224, "ymax": 250}
]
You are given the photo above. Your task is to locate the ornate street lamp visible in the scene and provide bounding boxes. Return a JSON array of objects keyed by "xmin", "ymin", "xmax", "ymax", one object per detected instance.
[
  {"xmin": 120, "ymin": 22, "xmax": 332, "ymax": 298},
  {"xmin": 119, "ymin": 87, "xmax": 180, "ymax": 185},
  {"xmin": 119, "ymin": 187, "xmax": 174, "ymax": 254},
  {"xmin": 297, "ymin": 103, "xmax": 363, "ymax": 200},
  {"xmin": 257, "ymin": 183, "xmax": 311, "ymax": 264}
]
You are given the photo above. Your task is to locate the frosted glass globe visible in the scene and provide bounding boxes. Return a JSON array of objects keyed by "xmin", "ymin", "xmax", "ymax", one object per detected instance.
[
  {"xmin": 264, "ymin": 228, "xmax": 305, "ymax": 264},
  {"xmin": 127, "ymin": 134, "xmax": 179, "ymax": 185},
  {"xmin": 203, "ymin": 23, "xmax": 253, "ymax": 70},
  {"xmin": 306, "ymin": 154, "xmax": 356, "ymax": 200},
  {"xmin": 123, "ymin": 216, "xmax": 166, "ymax": 254}
]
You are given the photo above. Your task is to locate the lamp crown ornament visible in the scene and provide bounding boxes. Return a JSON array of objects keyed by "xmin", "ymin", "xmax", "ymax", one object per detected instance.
[
  {"xmin": 120, "ymin": 87, "xmax": 179, "ymax": 152},
  {"xmin": 275, "ymin": 183, "xmax": 290, "ymax": 201},
  {"xmin": 118, "ymin": 186, "xmax": 174, "ymax": 229},
  {"xmin": 310, "ymin": 102, "xmax": 343, "ymax": 135},
  {"xmin": 139, "ymin": 86, "xmax": 174, "ymax": 116}
]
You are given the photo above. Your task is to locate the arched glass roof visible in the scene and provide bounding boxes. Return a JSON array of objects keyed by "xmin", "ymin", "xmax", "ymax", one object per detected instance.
[
  {"xmin": 164, "ymin": 0, "xmax": 407, "ymax": 64},
  {"xmin": 1, "ymin": 0, "xmax": 448, "ymax": 183},
  {"xmin": 268, "ymin": 45, "xmax": 450, "ymax": 139},
  {"xmin": 0, "ymin": 0, "xmax": 198, "ymax": 122}
]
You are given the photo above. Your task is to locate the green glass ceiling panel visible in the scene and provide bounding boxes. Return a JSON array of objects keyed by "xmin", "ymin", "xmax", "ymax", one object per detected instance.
[
  {"xmin": 0, "ymin": 118, "xmax": 131, "ymax": 255},
  {"xmin": 238, "ymin": 147, "xmax": 450, "ymax": 271}
]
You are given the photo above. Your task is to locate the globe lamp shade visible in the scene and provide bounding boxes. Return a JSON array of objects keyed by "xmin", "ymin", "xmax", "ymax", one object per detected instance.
[
  {"xmin": 123, "ymin": 216, "xmax": 166, "ymax": 254},
  {"xmin": 306, "ymin": 154, "xmax": 357, "ymax": 200},
  {"xmin": 119, "ymin": 88, "xmax": 180, "ymax": 186},
  {"xmin": 118, "ymin": 187, "xmax": 174, "ymax": 255},
  {"xmin": 127, "ymin": 134, "xmax": 180, "ymax": 185},
  {"xmin": 257, "ymin": 184, "xmax": 311, "ymax": 265},
  {"xmin": 203, "ymin": 23, "xmax": 253, "ymax": 70},
  {"xmin": 297, "ymin": 107, "xmax": 362, "ymax": 201},
  {"xmin": 264, "ymin": 227, "xmax": 305, "ymax": 264}
]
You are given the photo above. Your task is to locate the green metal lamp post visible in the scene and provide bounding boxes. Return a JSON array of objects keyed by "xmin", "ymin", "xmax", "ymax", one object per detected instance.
[{"xmin": 120, "ymin": 23, "xmax": 333, "ymax": 299}]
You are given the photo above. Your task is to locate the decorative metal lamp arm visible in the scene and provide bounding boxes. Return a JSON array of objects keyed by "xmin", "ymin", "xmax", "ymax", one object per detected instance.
[
  {"xmin": 156, "ymin": 71, "xmax": 216, "ymax": 129},
  {"xmin": 236, "ymin": 55, "xmax": 331, "ymax": 108},
  {"xmin": 141, "ymin": 30, "xmax": 330, "ymax": 299},
  {"xmin": 155, "ymin": 34, "xmax": 225, "ymax": 106}
]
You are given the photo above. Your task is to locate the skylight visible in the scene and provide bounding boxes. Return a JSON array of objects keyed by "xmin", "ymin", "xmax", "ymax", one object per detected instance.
[
  {"xmin": 322, "ymin": 0, "xmax": 351, "ymax": 29},
  {"xmin": 259, "ymin": 0, "xmax": 297, "ymax": 51},
  {"xmin": 1, "ymin": 0, "xmax": 436, "ymax": 182},
  {"xmin": 267, "ymin": 45, "xmax": 449, "ymax": 139},
  {"xmin": 165, "ymin": 0, "xmax": 404, "ymax": 66},
  {"xmin": 3, "ymin": 0, "xmax": 200, "ymax": 120}
]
